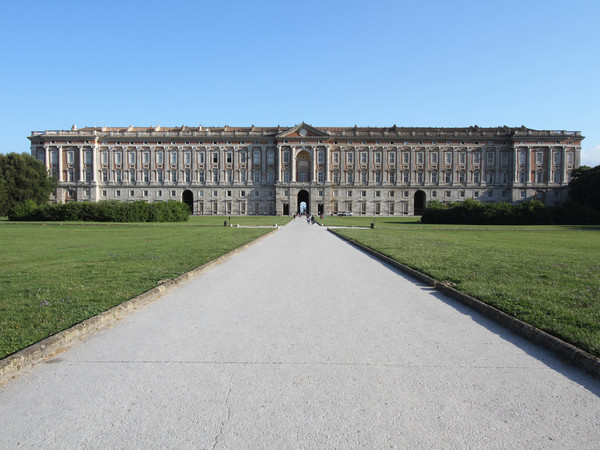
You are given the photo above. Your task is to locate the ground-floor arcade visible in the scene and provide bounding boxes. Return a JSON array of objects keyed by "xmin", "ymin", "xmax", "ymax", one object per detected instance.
[{"xmin": 55, "ymin": 183, "xmax": 570, "ymax": 216}]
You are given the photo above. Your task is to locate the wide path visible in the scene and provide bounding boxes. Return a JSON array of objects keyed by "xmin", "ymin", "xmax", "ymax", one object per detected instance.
[{"xmin": 1, "ymin": 218, "xmax": 599, "ymax": 448}]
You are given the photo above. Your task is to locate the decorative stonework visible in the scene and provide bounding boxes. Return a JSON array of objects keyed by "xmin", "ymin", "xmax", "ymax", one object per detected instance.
[{"xmin": 29, "ymin": 123, "xmax": 583, "ymax": 216}]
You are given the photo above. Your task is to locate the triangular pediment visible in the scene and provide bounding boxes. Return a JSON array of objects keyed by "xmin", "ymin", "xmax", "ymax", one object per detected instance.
[{"xmin": 276, "ymin": 122, "xmax": 330, "ymax": 139}]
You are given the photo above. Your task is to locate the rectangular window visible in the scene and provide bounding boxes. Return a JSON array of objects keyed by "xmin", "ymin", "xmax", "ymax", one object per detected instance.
[
  {"xmin": 536, "ymin": 152, "xmax": 543, "ymax": 164},
  {"xmin": 417, "ymin": 153, "xmax": 424, "ymax": 164},
  {"xmin": 282, "ymin": 151, "xmax": 289, "ymax": 163},
  {"xmin": 51, "ymin": 151, "xmax": 59, "ymax": 164},
  {"xmin": 445, "ymin": 152, "xmax": 452, "ymax": 164},
  {"xmin": 403, "ymin": 152, "xmax": 409, "ymax": 164},
  {"xmin": 459, "ymin": 153, "xmax": 466, "ymax": 164},
  {"xmin": 85, "ymin": 151, "xmax": 92, "ymax": 164},
  {"xmin": 102, "ymin": 190, "xmax": 107, "ymax": 197},
  {"xmin": 501, "ymin": 152, "xmax": 508, "ymax": 164},
  {"xmin": 388, "ymin": 152, "xmax": 395, "ymax": 163},
  {"xmin": 375, "ymin": 153, "xmax": 381, "ymax": 164},
  {"xmin": 157, "ymin": 169, "xmax": 163, "ymax": 182},
  {"xmin": 431, "ymin": 153, "xmax": 438, "ymax": 164},
  {"xmin": 129, "ymin": 190, "xmax": 135, "ymax": 197},
  {"xmin": 267, "ymin": 152, "xmax": 274, "ymax": 164},
  {"xmin": 172, "ymin": 190, "xmax": 177, "ymax": 197},
  {"xmin": 129, "ymin": 152, "xmax": 135, "ymax": 164},
  {"xmin": 518, "ymin": 152, "xmax": 526, "ymax": 165},
  {"xmin": 253, "ymin": 171, "xmax": 260, "ymax": 183},
  {"xmin": 157, "ymin": 190, "xmax": 162, "ymax": 197},
  {"xmin": 67, "ymin": 151, "xmax": 74, "ymax": 163},
  {"xmin": 318, "ymin": 151, "xmax": 324, "ymax": 163},
  {"xmin": 360, "ymin": 152, "xmax": 367, "ymax": 164},
  {"xmin": 333, "ymin": 152, "xmax": 339, "ymax": 164},
  {"xmin": 143, "ymin": 152, "xmax": 150, "ymax": 164},
  {"xmin": 567, "ymin": 153, "xmax": 574, "ymax": 164},
  {"xmin": 473, "ymin": 153, "xmax": 481, "ymax": 165},
  {"xmin": 253, "ymin": 151, "xmax": 260, "ymax": 164},
  {"xmin": 156, "ymin": 152, "xmax": 163, "ymax": 164},
  {"xmin": 347, "ymin": 152, "xmax": 353, "ymax": 163},
  {"xmin": 185, "ymin": 152, "xmax": 191, "ymax": 164}
]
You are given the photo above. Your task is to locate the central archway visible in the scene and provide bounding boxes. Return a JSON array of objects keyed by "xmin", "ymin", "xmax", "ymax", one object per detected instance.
[
  {"xmin": 297, "ymin": 190, "xmax": 309, "ymax": 215},
  {"xmin": 182, "ymin": 190, "xmax": 194, "ymax": 213},
  {"xmin": 414, "ymin": 190, "xmax": 426, "ymax": 215}
]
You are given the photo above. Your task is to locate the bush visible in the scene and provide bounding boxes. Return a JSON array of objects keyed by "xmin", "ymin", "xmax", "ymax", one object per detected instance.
[
  {"xmin": 421, "ymin": 199, "xmax": 600, "ymax": 225},
  {"xmin": 8, "ymin": 200, "xmax": 190, "ymax": 223}
]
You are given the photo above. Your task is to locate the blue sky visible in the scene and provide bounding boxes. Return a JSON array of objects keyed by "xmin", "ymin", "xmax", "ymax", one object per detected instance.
[{"xmin": 1, "ymin": 0, "xmax": 599, "ymax": 166}]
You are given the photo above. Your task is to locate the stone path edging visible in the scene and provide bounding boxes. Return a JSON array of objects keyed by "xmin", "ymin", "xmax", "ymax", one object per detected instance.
[
  {"xmin": 0, "ymin": 228, "xmax": 278, "ymax": 386},
  {"xmin": 328, "ymin": 228, "xmax": 600, "ymax": 378}
]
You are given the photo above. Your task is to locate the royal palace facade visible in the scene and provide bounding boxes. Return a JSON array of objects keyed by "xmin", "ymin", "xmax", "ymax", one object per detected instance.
[{"xmin": 29, "ymin": 123, "xmax": 583, "ymax": 216}]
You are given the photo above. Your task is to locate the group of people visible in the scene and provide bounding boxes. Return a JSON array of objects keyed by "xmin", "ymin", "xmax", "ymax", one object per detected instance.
[{"xmin": 293, "ymin": 212, "xmax": 324, "ymax": 225}]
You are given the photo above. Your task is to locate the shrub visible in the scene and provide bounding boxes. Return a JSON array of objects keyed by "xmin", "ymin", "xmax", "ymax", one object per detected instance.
[
  {"xmin": 8, "ymin": 200, "xmax": 190, "ymax": 223},
  {"xmin": 421, "ymin": 199, "xmax": 600, "ymax": 225}
]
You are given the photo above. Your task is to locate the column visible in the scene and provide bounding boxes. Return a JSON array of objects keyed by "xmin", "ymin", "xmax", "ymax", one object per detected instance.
[
  {"xmin": 78, "ymin": 146, "xmax": 84, "ymax": 182},
  {"xmin": 495, "ymin": 147, "xmax": 500, "ymax": 185},
  {"xmin": 561, "ymin": 147, "xmax": 567, "ymax": 184},
  {"xmin": 512, "ymin": 147, "xmax": 518, "ymax": 184},
  {"xmin": 547, "ymin": 147, "xmax": 553, "ymax": 185},
  {"xmin": 91, "ymin": 145, "xmax": 97, "ymax": 183},
  {"xmin": 277, "ymin": 146, "xmax": 282, "ymax": 182},
  {"xmin": 310, "ymin": 147, "xmax": 316, "ymax": 182},
  {"xmin": 261, "ymin": 146, "xmax": 266, "ymax": 185},
  {"xmin": 325, "ymin": 146, "xmax": 330, "ymax": 182},
  {"xmin": 452, "ymin": 147, "xmax": 458, "ymax": 186},
  {"xmin": 525, "ymin": 146, "xmax": 531, "ymax": 186}
]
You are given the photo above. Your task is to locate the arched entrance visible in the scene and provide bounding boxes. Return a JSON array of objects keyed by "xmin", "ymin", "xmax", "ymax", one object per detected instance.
[
  {"xmin": 298, "ymin": 190, "xmax": 309, "ymax": 215},
  {"xmin": 182, "ymin": 190, "xmax": 194, "ymax": 213},
  {"xmin": 414, "ymin": 190, "xmax": 426, "ymax": 215}
]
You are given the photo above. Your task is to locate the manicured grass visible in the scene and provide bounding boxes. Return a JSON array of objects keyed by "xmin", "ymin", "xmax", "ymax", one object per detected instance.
[
  {"xmin": 320, "ymin": 216, "xmax": 420, "ymax": 227},
  {"xmin": 188, "ymin": 215, "xmax": 291, "ymax": 226},
  {"xmin": 0, "ymin": 222, "xmax": 274, "ymax": 359},
  {"xmin": 334, "ymin": 225, "xmax": 600, "ymax": 357}
]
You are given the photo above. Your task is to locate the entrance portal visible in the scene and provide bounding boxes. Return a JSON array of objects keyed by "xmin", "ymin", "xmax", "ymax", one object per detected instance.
[
  {"xmin": 283, "ymin": 203, "xmax": 289, "ymax": 216},
  {"xmin": 297, "ymin": 190, "xmax": 309, "ymax": 215},
  {"xmin": 182, "ymin": 190, "xmax": 194, "ymax": 213},
  {"xmin": 414, "ymin": 190, "xmax": 426, "ymax": 215}
]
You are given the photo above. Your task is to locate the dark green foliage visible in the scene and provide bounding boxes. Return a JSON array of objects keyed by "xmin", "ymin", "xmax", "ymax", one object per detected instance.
[
  {"xmin": 0, "ymin": 153, "xmax": 57, "ymax": 216},
  {"xmin": 569, "ymin": 165, "xmax": 600, "ymax": 210},
  {"xmin": 421, "ymin": 199, "xmax": 600, "ymax": 225},
  {"xmin": 8, "ymin": 200, "xmax": 189, "ymax": 223}
]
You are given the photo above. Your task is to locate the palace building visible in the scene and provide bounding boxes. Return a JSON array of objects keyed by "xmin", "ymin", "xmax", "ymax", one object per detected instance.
[{"xmin": 29, "ymin": 123, "xmax": 583, "ymax": 216}]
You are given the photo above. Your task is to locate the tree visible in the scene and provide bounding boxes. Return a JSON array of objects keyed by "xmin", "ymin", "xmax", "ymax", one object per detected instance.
[
  {"xmin": 569, "ymin": 165, "xmax": 600, "ymax": 210},
  {"xmin": 0, "ymin": 153, "xmax": 57, "ymax": 216}
]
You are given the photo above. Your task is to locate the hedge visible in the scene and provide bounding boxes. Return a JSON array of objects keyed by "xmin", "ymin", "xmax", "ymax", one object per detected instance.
[
  {"xmin": 8, "ymin": 200, "xmax": 190, "ymax": 223},
  {"xmin": 421, "ymin": 199, "xmax": 600, "ymax": 225}
]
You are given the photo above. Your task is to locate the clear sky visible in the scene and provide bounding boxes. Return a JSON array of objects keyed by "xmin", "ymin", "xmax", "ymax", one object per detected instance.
[{"xmin": 1, "ymin": 0, "xmax": 598, "ymax": 166}]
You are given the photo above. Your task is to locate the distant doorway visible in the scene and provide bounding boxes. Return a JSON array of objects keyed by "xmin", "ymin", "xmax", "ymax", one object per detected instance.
[
  {"xmin": 298, "ymin": 190, "xmax": 309, "ymax": 215},
  {"xmin": 182, "ymin": 190, "xmax": 194, "ymax": 213},
  {"xmin": 414, "ymin": 190, "xmax": 426, "ymax": 215},
  {"xmin": 283, "ymin": 203, "xmax": 289, "ymax": 216}
]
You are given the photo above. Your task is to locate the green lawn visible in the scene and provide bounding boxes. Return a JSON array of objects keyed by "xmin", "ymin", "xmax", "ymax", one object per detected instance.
[
  {"xmin": 0, "ymin": 220, "xmax": 277, "ymax": 358},
  {"xmin": 334, "ymin": 224, "xmax": 600, "ymax": 357},
  {"xmin": 188, "ymin": 215, "xmax": 291, "ymax": 226}
]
